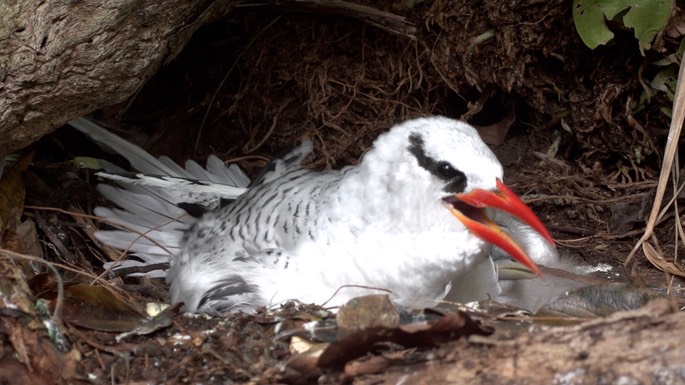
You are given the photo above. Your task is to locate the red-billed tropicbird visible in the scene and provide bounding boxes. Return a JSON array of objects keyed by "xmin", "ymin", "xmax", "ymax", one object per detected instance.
[{"xmin": 71, "ymin": 116, "xmax": 560, "ymax": 313}]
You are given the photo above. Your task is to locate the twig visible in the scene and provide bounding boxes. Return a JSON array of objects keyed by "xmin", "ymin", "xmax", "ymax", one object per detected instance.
[
  {"xmin": 626, "ymin": 53, "xmax": 685, "ymax": 269},
  {"xmin": 238, "ymin": 1, "xmax": 417, "ymax": 40}
]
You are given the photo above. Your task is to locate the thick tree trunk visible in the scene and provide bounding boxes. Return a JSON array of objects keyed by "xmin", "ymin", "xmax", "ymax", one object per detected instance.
[
  {"xmin": 0, "ymin": 0, "xmax": 236, "ymax": 155},
  {"xmin": 357, "ymin": 299, "xmax": 685, "ymax": 384}
]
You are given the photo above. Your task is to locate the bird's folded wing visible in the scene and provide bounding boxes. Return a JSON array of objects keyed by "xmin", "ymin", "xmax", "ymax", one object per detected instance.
[
  {"xmin": 72, "ymin": 117, "xmax": 314, "ymax": 280},
  {"xmin": 69, "ymin": 117, "xmax": 182, "ymax": 176},
  {"xmin": 249, "ymin": 138, "xmax": 314, "ymax": 186},
  {"xmin": 70, "ymin": 117, "xmax": 247, "ymax": 275}
]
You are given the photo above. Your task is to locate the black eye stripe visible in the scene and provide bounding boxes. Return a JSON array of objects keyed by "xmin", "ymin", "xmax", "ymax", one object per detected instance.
[
  {"xmin": 408, "ymin": 133, "xmax": 467, "ymax": 194},
  {"xmin": 435, "ymin": 161, "xmax": 462, "ymax": 180}
]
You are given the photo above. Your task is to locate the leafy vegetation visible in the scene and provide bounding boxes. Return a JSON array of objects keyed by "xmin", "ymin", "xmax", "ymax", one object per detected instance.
[{"xmin": 573, "ymin": 0, "xmax": 672, "ymax": 54}]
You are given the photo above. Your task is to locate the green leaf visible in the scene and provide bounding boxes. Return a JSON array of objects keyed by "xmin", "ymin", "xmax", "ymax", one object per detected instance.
[
  {"xmin": 72, "ymin": 156, "xmax": 104, "ymax": 170},
  {"xmin": 650, "ymin": 65, "xmax": 677, "ymax": 100},
  {"xmin": 623, "ymin": 0, "xmax": 672, "ymax": 55},
  {"xmin": 572, "ymin": 0, "xmax": 673, "ymax": 54},
  {"xmin": 573, "ymin": 0, "xmax": 615, "ymax": 49}
]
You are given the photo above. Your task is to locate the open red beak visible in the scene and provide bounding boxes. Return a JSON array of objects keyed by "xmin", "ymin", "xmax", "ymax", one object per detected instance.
[{"xmin": 443, "ymin": 179, "xmax": 554, "ymax": 275}]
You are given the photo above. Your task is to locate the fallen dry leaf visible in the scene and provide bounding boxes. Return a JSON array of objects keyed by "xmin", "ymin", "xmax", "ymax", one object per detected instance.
[
  {"xmin": 0, "ymin": 250, "xmax": 80, "ymax": 384},
  {"xmin": 344, "ymin": 354, "xmax": 389, "ymax": 377},
  {"xmin": 33, "ymin": 280, "xmax": 146, "ymax": 332},
  {"xmin": 316, "ymin": 311, "xmax": 492, "ymax": 370},
  {"xmin": 642, "ymin": 241, "xmax": 685, "ymax": 278},
  {"xmin": 1, "ymin": 208, "xmax": 42, "ymax": 258},
  {"xmin": 116, "ymin": 302, "xmax": 179, "ymax": 342},
  {"xmin": 0, "ymin": 151, "xmax": 32, "ymax": 229},
  {"xmin": 472, "ymin": 103, "xmax": 516, "ymax": 146},
  {"xmin": 62, "ymin": 284, "xmax": 146, "ymax": 331}
]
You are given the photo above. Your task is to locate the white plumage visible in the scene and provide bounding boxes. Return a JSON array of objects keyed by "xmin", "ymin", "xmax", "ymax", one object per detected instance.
[{"xmin": 72, "ymin": 116, "xmax": 561, "ymax": 313}]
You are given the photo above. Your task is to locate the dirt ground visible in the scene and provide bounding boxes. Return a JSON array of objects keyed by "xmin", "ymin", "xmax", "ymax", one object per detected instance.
[{"xmin": 3, "ymin": 1, "xmax": 685, "ymax": 384}]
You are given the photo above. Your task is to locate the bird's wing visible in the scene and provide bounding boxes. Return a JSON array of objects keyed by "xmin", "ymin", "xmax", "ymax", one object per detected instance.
[
  {"xmin": 248, "ymin": 138, "xmax": 314, "ymax": 187},
  {"xmin": 93, "ymin": 172, "xmax": 246, "ymax": 212},
  {"xmin": 71, "ymin": 118, "xmax": 250, "ymax": 208},
  {"xmin": 70, "ymin": 117, "xmax": 183, "ymax": 176},
  {"xmin": 94, "ymin": 184, "xmax": 189, "ymax": 277},
  {"xmin": 167, "ymin": 244, "xmax": 292, "ymax": 313},
  {"xmin": 71, "ymin": 117, "xmax": 251, "ymax": 276}
]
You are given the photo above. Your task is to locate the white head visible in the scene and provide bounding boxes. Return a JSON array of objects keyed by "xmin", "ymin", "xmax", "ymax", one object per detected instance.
[
  {"xmin": 351, "ymin": 116, "xmax": 551, "ymax": 274},
  {"xmin": 362, "ymin": 116, "xmax": 503, "ymax": 199}
]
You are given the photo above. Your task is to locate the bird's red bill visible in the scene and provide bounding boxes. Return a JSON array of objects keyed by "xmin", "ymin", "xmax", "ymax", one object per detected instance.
[
  {"xmin": 444, "ymin": 179, "xmax": 554, "ymax": 275},
  {"xmin": 459, "ymin": 179, "xmax": 554, "ymax": 246}
]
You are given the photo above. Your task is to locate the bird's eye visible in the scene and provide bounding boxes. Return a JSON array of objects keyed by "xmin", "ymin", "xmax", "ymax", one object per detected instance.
[{"xmin": 435, "ymin": 161, "xmax": 460, "ymax": 180}]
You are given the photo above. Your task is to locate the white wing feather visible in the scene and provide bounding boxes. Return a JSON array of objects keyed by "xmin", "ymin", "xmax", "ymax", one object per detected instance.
[{"xmin": 71, "ymin": 117, "xmax": 252, "ymax": 276}]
